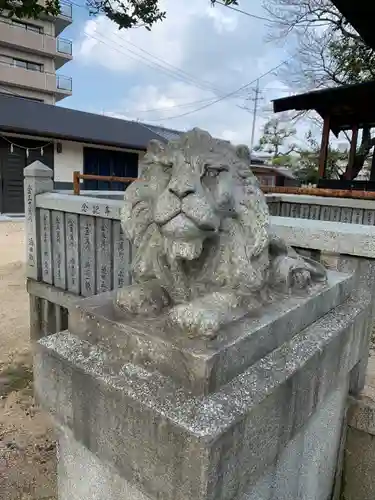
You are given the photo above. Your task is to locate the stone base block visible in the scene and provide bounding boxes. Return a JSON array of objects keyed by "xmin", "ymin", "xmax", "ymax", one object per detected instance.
[
  {"xmin": 33, "ymin": 264, "xmax": 374, "ymax": 500},
  {"xmin": 57, "ymin": 426, "xmax": 149, "ymax": 500},
  {"xmin": 342, "ymin": 389, "xmax": 375, "ymax": 500}
]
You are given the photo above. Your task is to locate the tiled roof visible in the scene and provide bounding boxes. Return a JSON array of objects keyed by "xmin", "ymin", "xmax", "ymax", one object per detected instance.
[{"xmin": 0, "ymin": 94, "xmax": 181, "ymax": 150}]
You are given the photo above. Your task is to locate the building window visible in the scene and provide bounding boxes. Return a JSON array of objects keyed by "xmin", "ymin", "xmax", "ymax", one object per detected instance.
[
  {"xmin": 13, "ymin": 58, "xmax": 43, "ymax": 72},
  {"xmin": 11, "ymin": 19, "xmax": 43, "ymax": 34},
  {"xmin": 257, "ymin": 175, "xmax": 275, "ymax": 187}
]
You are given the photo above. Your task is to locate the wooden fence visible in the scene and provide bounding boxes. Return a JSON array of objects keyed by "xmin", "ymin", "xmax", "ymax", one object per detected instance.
[{"xmin": 73, "ymin": 171, "xmax": 138, "ymax": 195}]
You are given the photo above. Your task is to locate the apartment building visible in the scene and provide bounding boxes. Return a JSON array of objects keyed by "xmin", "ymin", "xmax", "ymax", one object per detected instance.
[{"xmin": 0, "ymin": 1, "xmax": 73, "ymax": 104}]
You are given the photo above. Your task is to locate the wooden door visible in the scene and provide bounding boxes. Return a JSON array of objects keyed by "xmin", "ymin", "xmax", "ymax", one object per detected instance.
[{"xmin": 0, "ymin": 141, "xmax": 26, "ymax": 214}]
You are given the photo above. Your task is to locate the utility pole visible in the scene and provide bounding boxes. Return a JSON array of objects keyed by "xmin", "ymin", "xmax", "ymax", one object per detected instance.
[{"xmin": 248, "ymin": 79, "xmax": 262, "ymax": 163}]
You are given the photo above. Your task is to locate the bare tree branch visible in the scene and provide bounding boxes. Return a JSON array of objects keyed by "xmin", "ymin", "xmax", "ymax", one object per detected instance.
[{"xmin": 264, "ymin": 0, "xmax": 375, "ymax": 179}]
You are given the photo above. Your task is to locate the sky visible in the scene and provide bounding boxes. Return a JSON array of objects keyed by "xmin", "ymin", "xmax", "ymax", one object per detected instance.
[{"xmin": 59, "ymin": 0, "xmax": 306, "ymax": 148}]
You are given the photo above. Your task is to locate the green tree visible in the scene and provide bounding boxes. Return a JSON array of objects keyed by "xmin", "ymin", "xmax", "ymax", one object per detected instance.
[
  {"xmin": 254, "ymin": 117, "xmax": 297, "ymax": 163},
  {"xmin": 0, "ymin": 0, "xmax": 239, "ymax": 30},
  {"xmin": 264, "ymin": 0, "xmax": 375, "ymax": 180},
  {"xmin": 292, "ymin": 131, "xmax": 346, "ymax": 184}
]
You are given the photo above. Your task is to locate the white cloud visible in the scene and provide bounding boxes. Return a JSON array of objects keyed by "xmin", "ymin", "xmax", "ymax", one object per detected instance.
[{"xmin": 74, "ymin": 0, "xmax": 306, "ymax": 147}]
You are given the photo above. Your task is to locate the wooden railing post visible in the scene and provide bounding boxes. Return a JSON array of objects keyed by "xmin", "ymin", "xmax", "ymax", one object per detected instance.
[
  {"xmin": 318, "ymin": 114, "xmax": 330, "ymax": 179},
  {"xmin": 24, "ymin": 161, "xmax": 54, "ymax": 281},
  {"xmin": 73, "ymin": 171, "xmax": 81, "ymax": 195}
]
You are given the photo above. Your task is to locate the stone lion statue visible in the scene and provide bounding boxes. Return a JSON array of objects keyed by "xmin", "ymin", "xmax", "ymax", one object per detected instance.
[{"xmin": 117, "ymin": 128, "xmax": 326, "ymax": 338}]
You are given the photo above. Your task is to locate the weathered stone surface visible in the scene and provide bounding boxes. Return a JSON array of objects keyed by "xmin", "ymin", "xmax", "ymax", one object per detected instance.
[
  {"xmin": 118, "ymin": 129, "xmax": 326, "ymax": 338},
  {"xmin": 57, "ymin": 426, "xmax": 151, "ymax": 500},
  {"xmin": 40, "ymin": 208, "xmax": 53, "ymax": 285},
  {"xmin": 80, "ymin": 215, "xmax": 96, "ymax": 297},
  {"xmin": 24, "ymin": 162, "xmax": 53, "ymax": 280},
  {"xmin": 34, "ymin": 283, "xmax": 372, "ymax": 500},
  {"xmin": 52, "ymin": 211, "xmax": 66, "ymax": 290},
  {"xmin": 96, "ymin": 218, "xmax": 112, "ymax": 293},
  {"xmin": 68, "ymin": 269, "xmax": 354, "ymax": 395},
  {"xmin": 265, "ymin": 193, "xmax": 375, "ymax": 211},
  {"xmin": 271, "ymin": 216, "xmax": 375, "ymax": 259},
  {"xmin": 113, "ymin": 221, "xmax": 131, "ymax": 289},
  {"xmin": 65, "ymin": 213, "xmax": 80, "ymax": 294}
]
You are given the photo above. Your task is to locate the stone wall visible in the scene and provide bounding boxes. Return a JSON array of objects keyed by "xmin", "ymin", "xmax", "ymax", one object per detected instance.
[
  {"xmin": 267, "ymin": 194, "xmax": 375, "ymax": 225},
  {"xmin": 24, "ymin": 162, "xmax": 131, "ymax": 340}
]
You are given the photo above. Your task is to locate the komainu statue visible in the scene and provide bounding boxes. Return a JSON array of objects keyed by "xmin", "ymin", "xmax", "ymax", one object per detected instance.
[{"xmin": 117, "ymin": 128, "xmax": 326, "ymax": 338}]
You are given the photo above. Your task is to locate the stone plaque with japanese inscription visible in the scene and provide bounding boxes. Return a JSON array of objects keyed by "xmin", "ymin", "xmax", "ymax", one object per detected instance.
[
  {"xmin": 289, "ymin": 204, "xmax": 300, "ymax": 218},
  {"xmin": 113, "ymin": 221, "xmax": 131, "ymax": 289},
  {"xmin": 40, "ymin": 209, "xmax": 53, "ymax": 284},
  {"xmin": 52, "ymin": 211, "xmax": 66, "ymax": 289},
  {"xmin": 96, "ymin": 218, "xmax": 112, "ymax": 293},
  {"xmin": 321, "ymin": 206, "xmax": 331, "ymax": 221},
  {"xmin": 309, "ymin": 205, "xmax": 321, "ymax": 220},
  {"xmin": 351, "ymin": 208, "xmax": 364, "ymax": 225},
  {"xmin": 330, "ymin": 207, "xmax": 342, "ymax": 222},
  {"xmin": 280, "ymin": 203, "xmax": 291, "ymax": 217},
  {"xmin": 300, "ymin": 204, "xmax": 310, "ymax": 219},
  {"xmin": 340, "ymin": 208, "xmax": 353, "ymax": 224},
  {"xmin": 66, "ymin": 213, "xmax": 80, "ymax": 294},
  {"xmin": 80, "ymin": 215, "xmax": 96, "ymax": 297},
  {"xmin": 363, "ymin": 210, "xmax": 375, "ymax": 226}
]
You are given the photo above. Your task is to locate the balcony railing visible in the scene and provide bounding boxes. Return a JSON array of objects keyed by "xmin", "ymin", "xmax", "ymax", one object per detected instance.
[
  {"xmin": 56, "ymin": 74, "xmax": 72, "ymax": 92},
  {"xmin": 60, "ymin": 1, "xmax": 72, "ymax": 18},
  {"xmin": 57, "ymin": 37, "xmax": 72, "ymax": 56}
]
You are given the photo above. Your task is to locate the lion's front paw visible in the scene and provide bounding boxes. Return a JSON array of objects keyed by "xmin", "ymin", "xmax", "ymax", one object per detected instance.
[
  {"xmin": 169, "ymin": 303, "xmax": 221, "ymax": 339},
  {"xmin": 168, "ymin": 292, "xmax": 242, "ymax": 339},
  {"xmin": 116, "ymin": 281, "xmax": 170, "ymax": 315}
]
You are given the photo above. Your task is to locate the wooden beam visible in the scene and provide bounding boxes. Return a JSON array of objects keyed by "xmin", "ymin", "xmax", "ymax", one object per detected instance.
[
  {"xmin": 346, "ymin": 124, "xmax": 359, "ymax": 180},
  {"xmin": 72, "ymin": 171, "xmax": 139, "ymax": 195},
  {"xmin": 318, "ymin": 115, "xmax": 330, "ymax": 178}
]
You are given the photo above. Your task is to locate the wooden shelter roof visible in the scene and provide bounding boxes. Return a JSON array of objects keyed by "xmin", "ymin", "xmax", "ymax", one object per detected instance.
[
  {"xmin": 272, "ymin": 80, "xmax": 375, "ymax": 136},
  {"xmin": 330, "ymin": 1, "xmax": 375, "ymax": 50}
]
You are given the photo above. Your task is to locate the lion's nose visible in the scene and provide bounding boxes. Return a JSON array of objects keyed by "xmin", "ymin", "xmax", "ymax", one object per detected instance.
[{"xmin": 168, "ymin": 175, "xmax": 195, "ymax": 198}]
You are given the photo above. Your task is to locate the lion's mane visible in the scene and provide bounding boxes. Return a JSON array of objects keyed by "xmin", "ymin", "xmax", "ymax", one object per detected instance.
[{"xmin": 121, "ymin": 128, "xmax": 274, "ymax": 303}]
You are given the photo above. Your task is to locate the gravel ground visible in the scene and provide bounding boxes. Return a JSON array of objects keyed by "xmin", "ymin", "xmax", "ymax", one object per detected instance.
[{"xmin": 0, "ymin": 222, "xmax": 57, "ymax": 500}]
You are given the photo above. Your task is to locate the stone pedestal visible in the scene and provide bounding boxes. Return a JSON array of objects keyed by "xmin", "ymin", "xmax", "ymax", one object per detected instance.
[{"xmin": 34, "ymin": 267, "xmax": 374, "ymax": 500}]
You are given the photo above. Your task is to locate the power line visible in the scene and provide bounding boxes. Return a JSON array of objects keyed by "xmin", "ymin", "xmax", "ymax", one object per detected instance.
[
  {"xmin": 71, "ymin": 0, "xmax": 294, "ymax": 120},
  {"xmin": 85, "ymin": 31, "xmax": 251, "ymax": 114},
  {"xmin": 145, "ymin": 57, "xmax": 292, "ymax": 122},
  {"xmin": 216, "ymin": 1, "xmax": 272, "ymax": 22},
  {"xmin": 73, "ymin": 0, "xmax": 262, "ymax": 101},
  {"xmin": 111, "ymin": 97, "xmax": 221, "ymax": 115},
  {"xmin": 95, "ymin": 29, "xmax": 234, "ymax": 97},
  {"xmin": 109, "ymin": 31, "xmax": 238, "ymax": 98}
]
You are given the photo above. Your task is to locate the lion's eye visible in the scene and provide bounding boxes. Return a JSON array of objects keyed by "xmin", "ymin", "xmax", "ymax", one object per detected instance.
[
  {"xmin": 162, "ymin": 162, "xmax": 172, "ymax": 172},
  {"xmin": 205, "ymin": 168, "xmax": 220, "ymax": 178}
]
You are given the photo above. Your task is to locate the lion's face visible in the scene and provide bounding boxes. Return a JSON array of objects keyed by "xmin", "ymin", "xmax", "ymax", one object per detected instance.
[
  {"xmin": 148, "ymin": 150, "xmax": 238, "ymax": 260},
  {"xmin": 122, "ymin": 129, "xmax": 267, "ymax": 289}
]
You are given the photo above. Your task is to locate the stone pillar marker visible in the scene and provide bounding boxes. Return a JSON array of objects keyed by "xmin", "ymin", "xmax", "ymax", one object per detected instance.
[
  {"xmin": 34, "ymin": 130, "xmax": 375, "ymax": 500},
  {"xmin": 24, "ymin": 161, "xmax": 54, "ymax": 281}
]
